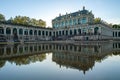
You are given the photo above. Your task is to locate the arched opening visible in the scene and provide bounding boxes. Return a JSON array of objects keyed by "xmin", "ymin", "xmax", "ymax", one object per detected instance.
[
  {"xmin": 113, "ymin": 32, "xmax": 114, "ymax": 37},
  {"xmin": 38, "ymin": 30, "xmax": 41, "ymax": 36},
  {"xmin": 46, "ymin": 31, "xmax": 48, "ymax": 36},
  {"xmin": 42, "ymin": 31, "xmax": 45, "ymax": 36},
  {"xmin": 13, "ymin": 28, "xmax": 17, "ymax": 34},
  {"xmin": 29, "ymin": 30, "xmax": 33, "ymax": 35},
  {"xmin": 6, "ymin": 27, "xmax": 11, "ymax": 34},
  {"xmin": 78, "ymin": 19, "xmax": 81, "ymax": 24},
  {"xmin": 13, "ymin": 28, "xmax": 18, "ymax": 41},
  {"xmin": 66, "ymin": 30, "xmax": 68, "ymax": 36},
  {"xmin": 59, "ymin": 31, "xmax": 61, "ymax": 36},
  {"xmin": 34, "ymin": 30, "xmax": 37, "ymax": 35},
  {"xmin": 115, "ymin": 32, "xmax": 117, "ymax": 37},
  {"xmin": 0, "ymin": 27, "xmax": 4, "ymax": 34},
  {"xmin": 53, "ymin": 31, "xmax": 55, "ymax": 36},
  {"xmin": 78, "ymin": 29, "xmax": 81, "ymax": 35},
  {"xmin": 56, "ymin": 31, "xmax": 58, "ymax": 36},
  {"xmin": 94, "ymin": 27, "xmax": 99, "ymax": 35},
  {"xmin": 62, "ymin": 30, "xmax": 64, "ymax": 35},
  {"xmin": 119, "ymin": 32, "xmax": 120, "ymax": 37},
  {"xmin": 74, "ymin": 29, "xmax": 77, "ymax": 35},
  {"xmin": 19, "ymin": 29, "xmax": 23, "ymax": 35},
  {"xmin": 49, "ymin": 31, "xmax": 51, "ymax": 36},
  {"xmin": 70, "ymin": 30, "xmax": 72, "ymax": 35},
  {"xmin": 24, "ymin": 30, "xmax": 28, "ymax": 35}
]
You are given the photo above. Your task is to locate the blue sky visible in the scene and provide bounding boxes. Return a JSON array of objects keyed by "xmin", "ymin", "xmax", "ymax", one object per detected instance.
[{"xmin": 0, "ymin": 0, "xmax": 120, "ymax": 27}]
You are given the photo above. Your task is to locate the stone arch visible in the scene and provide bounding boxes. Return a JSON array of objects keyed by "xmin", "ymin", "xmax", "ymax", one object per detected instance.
[
  {"xmin": 6, "ymin": 27, "xmax": 11, "ymax": 34},
  {"xmin": 0, "ymin": 27, "xmax": 4, "ymax": 34}
]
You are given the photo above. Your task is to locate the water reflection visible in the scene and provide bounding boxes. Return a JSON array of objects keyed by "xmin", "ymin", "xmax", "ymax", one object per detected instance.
[{"xmin": 0, "ymin": 42, "xmax": 120, "ymax": 74}]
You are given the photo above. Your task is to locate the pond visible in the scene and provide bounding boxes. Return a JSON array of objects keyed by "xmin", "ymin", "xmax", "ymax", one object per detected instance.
[{"xmin": 0, "ymin": 42, "xmax": 120, "ymax": 80}]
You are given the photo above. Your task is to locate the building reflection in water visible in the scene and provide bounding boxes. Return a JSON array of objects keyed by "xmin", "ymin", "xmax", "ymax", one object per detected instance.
[{"xmin": 0, "ymin": 42, "xmax": 120, "ymax": 74}]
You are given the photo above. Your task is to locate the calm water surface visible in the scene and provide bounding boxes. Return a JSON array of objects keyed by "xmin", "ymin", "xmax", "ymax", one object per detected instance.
[{"xmin": 0, "ymin": 42, "xmax": 120, "ymax": 80}]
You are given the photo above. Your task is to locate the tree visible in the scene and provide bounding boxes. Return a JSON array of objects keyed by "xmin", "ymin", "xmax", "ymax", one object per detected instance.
[
  {"xmin": 94, "ymin": 18, "xmax": 101, "ymax": 24},
  {"xmin": 8, "ymin": 15, "xmax": 46, "ymax": 27},
  {"xmin": 0, "ymin": 13, "xmax": 5, "ymax": 21}
]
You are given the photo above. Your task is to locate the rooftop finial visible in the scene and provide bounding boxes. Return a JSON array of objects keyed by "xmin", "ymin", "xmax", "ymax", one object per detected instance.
[{"xmin": 83, "ymin": 6, "xmax": 85, "ymax": 10}]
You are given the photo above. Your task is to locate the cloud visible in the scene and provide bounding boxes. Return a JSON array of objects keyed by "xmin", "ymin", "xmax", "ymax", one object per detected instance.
[{"xmin": 107, "ymin": 18, "xmax": 120, "ymax": 24}]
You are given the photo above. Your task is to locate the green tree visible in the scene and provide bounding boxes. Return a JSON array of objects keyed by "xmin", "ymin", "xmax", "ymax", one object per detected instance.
[
  {"xmin": 94, "ymin": 18, "xmax": 101, "ymax": 24},
  {"xmin": 9, "ymin": 15, "xmax": 46, "ymax": 27},
  {"xmin": 0, "ymin": 13, "xmax": 5, "ymax": 21}
]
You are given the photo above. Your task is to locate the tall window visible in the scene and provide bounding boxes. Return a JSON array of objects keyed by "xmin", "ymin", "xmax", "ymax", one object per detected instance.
[{"xmin": 81, "ymin": 17, "xmax": 87, "ymax": 24}]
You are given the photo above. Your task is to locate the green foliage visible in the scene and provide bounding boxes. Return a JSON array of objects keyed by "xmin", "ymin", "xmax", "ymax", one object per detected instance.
[
  {"xmin": 7, "ymin": 16, "xmax": 46, "ymax": 27},
  {"xmin": 112, "ymin": 24, "xmax": 120, "ymax": 29},
  {"xmin": 94, "ymin": 18, "xmax": 101, "ymax": 24},
  {"xmin": 0, "ymin": 13, "xmax": 5, "ymax": 21}
]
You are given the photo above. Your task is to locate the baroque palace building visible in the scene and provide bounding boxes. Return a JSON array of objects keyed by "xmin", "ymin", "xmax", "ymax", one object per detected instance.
[{"xmin": 0, "ymin": 6, "xmax": 120, "ymax": 42}]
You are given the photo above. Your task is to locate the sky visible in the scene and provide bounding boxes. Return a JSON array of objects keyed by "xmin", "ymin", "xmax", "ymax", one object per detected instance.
[{"xmin": 0, "ymin": 0, "xmax": 120, "ymax": 27}]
